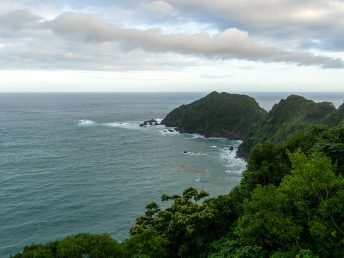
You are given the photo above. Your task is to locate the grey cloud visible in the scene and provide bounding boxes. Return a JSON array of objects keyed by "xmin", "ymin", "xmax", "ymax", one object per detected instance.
[
  {"xmin": 1, "ymin": 6, "xmax": 343, "ymax": 71},
  {"xmin": 0, "ymin": 9, "xmax": 42, "ymax": 31},
  {"xmin": 169, "ymin": 0, "xmax": 344, "ymax": 51},
  {"xmin": 48, "ymin": 12, "xmax": 343, "ymax": 68},
  {"xmin": 50, "ymin": 12, "xmax": 118, "ymax": 42},
  {"xmin": 0, "ymin": 38, "xmax": 198, "ymax": 71}
]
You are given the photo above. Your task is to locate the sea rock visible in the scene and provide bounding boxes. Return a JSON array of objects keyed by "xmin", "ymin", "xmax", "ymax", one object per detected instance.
[{"xmin": 140, "ymin": 119, "xmax": 160, "ymax": 127}]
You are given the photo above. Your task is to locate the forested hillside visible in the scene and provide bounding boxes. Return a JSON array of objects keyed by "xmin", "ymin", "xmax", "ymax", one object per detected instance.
[
  {"xmin": 162, "ymin": 91, "xmax": 267, "ymax": 139},
  {"xmin": 238, "ymin": 95, "xmax": 344, "ymax": 158}
]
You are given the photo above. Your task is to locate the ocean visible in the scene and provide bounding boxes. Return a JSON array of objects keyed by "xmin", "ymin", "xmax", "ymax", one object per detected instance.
[{"xmin": 1, "ymin": 92, "xmax": 343, "ymax": 257}]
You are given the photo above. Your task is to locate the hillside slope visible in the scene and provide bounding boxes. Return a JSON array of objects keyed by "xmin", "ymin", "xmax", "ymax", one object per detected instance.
[
  {"xmin": 238, "ymin": 95, "xmax": 340, "ymax": 157},
  {"xmin": 162, "ymin": 91, "xmax": 267, "ymax": 139}
]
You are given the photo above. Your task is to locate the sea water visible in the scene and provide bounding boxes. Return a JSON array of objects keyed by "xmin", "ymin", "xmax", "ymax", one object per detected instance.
[{"xmin": 0, "ymin": 92, "xmax": 343, "ymax": 257}]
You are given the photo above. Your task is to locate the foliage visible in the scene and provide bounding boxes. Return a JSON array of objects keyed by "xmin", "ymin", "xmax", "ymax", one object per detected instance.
[
  {"xmin": 241, "ymin": 123, "xmax": 344, "ymax": 192},
  {"xmin": 162, "ymin": 91, "xmax": 267, "ymax": 139},
  {"xmin": 123, "ymin": 229, "xmax": 169, "ymax": 258},
  {"xmin": 209, "ymin": 237, "xmax": 264, "ymax": 258},
  {"xmin": 239, "ymin": 95, "xmax": 343, "ymax": 157},
  {"xmin": 236, "ymin": 151, "xmax": 344, "ymax": 257},
  {"xmin": 11, "ymin": 233, "xmax": 123, "ymax": 258},
  {"xmin": 14, "ymin": 134, "xmax": 344, "ymax": 258},
  {"xmin": 323, "ymin": 103, "xmax": 344, "ymax": 125},
  {"xmin": 130, "ymin": 187, "xmax": 218, "ymax": 257}
]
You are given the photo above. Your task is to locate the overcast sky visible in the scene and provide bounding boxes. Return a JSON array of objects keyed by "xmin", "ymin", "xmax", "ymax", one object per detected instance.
[{"xmin": 1, "ymin": 0, "xmax": 344, "ymax": 92}]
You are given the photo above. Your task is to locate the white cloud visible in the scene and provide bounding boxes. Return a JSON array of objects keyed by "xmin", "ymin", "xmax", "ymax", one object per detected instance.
[
  {"xmin": 146, "ymin": 1, "xmax": 176, "ymax": 15},
  {"xmin": 171, "ymin": 0, "xmax": 341, "ymax": 26},
  {"xmin": 170, "ymin": 0, "xmax": 344, "ymax": 50},
  {"xmin": 1, "ymin": 1, "xmax": 344, "ymax": 92},
  {"xmin": 0, "ymin": 9, "xmax": 342, "ymax": 71},
  {"xmin": 46, "ymin": 12, "xmax": 343, "ymax": 68}
]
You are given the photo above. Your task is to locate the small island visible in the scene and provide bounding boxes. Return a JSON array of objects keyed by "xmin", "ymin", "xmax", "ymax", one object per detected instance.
[{"xmin": 162, "ymin": 91, "xmax": 267, "ymax": 139}]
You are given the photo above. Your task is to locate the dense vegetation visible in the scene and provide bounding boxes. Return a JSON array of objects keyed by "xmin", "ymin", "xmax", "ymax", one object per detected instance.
[
  {"xmin": 162, "ymin": 91, "xmax": 267, "ymax": 139},
  {"xmin": 238, "ymin": 95, "xmax": 344, "ymax": 158},
  {"xmin": 13, "ymin": 94, "xmax": 344, "ymax": 258},
  {"xmin": 163, "ymin": 92, "xmax": 344, "ymax": 159}
]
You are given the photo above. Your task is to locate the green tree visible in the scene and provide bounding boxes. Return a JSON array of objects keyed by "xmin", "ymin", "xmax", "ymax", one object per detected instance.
[
  {"xmin": 11, "ymin": 233, "xmax": 123, "ymax": 258},
  {"xmin": 131, "ymin": 187, "xmax": 217, "ymax": 257},
  {"xmin": 123, "ymin": 229, "xmax": 169, "ymax": 258},
  {"xmin": 236, "ymin": 151, "xmax": 344, "ymax": 257}
]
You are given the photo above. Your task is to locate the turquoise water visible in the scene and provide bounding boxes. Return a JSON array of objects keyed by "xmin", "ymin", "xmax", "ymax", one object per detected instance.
[
  {"xmin": 0, "ymin": 93, "xmax": 246, "ymax": 257},
  {"xmin": 1, "ymin": 92, "xmax": 343, "ymax": 257}
]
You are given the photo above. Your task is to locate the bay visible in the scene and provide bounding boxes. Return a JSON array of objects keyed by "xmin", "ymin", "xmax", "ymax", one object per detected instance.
[{"xmin": 0, "ymin": 92, "xmax": 343, "ymax": 257}]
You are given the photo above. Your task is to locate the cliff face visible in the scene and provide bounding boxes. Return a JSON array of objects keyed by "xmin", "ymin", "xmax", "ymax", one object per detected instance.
[{"xmin": 162, "ymin": 91, "xmax": 267, "ymax": 139}]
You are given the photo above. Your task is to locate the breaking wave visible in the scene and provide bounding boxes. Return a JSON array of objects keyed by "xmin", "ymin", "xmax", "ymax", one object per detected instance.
[
  {"xmin": 78, "ymin": 119, "xmax": 96, "ymax": 126},
  {"xmin": 219, "ymin": 147, "xmax": 246, "ymax": 175},
  {"xmin": 159, "ymin": 128, "xmax": 179, "ymax": 136},
  {"xmin": 183, "ymin": 151, "xmax": 208, "ymax": 156}
]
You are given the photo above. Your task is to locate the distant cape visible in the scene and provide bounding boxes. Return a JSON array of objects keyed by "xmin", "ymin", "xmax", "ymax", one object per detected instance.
[
  {"xmin": 162, "ymin": 91, "xmax": 267, "ymax": 140},
  {"xmin": 161, "ymin": 91, "xmax": 344, "ymax": 159}
]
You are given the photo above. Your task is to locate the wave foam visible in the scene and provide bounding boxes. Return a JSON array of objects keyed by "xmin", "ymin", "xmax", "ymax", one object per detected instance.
[
  {"xmin": 105, "ymin": 121, "xmax": 167, "ymax": 133},
  {"xmin": 78, "ymin": 119, "xmax": 96, "ymax": 126},
  {"xmin": 219, "ymin": 147, "xmax": 246, "ymax": 176},
  {"xmin": 79, "ymin": 119, "xmax": 178, "ymax": 136},
  {"xmin": 155, "ymin": 118, "xmax": 163, "ymax": 124},
  {"xmin": 107, "ymin": 122, "xmax": 130, "ymax": 127},
  {"xmin": 183, "ymin": 151, "xmax": 208, "ymax": 156},
  {"xmin": 184, "ymin": 133, "xmax": 206, "ymax": 140},
  {"xmin": 105, "ymin": 122, "xmax": 140, "ymax": 130},
  {"xmin": 184, "ymin": 134, "xmax": 231, "ymax": 142},
  {"xmin": 160, "ymin": 128, "xmax": 179, "ymax": 136}
]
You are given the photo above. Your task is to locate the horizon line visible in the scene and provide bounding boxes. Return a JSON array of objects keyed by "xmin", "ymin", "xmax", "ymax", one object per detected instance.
[{"xmin": 1, "ymin": 91, "xmax": 344, "ymax": 94}]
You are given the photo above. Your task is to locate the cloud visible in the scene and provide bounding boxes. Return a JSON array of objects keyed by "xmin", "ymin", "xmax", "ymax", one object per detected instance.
[
  {"xmin": 170, "ymin": 0, "xmax": 344, "ymax": 50},
  {"xmin": 0, "ymin": 9, "xmax": 42, "ymax": 31},
  {"xmin": 170, "ymin": 0, "xmax": 340, "ymax": 27},
  {"xmin": 0, "ymin": 36, "xmax": 198, "ymax": 71},
  {"xmin": 0, "ymin": 5, "xmax": 343, "ymax": 71},
  {"xmin": 47, "ymin": 12, "xmax": 343, "ymax": 68},
  {"xmin": 146, "ymin": 1, "xmax": 176, "ymax": 15},
  {"xmin": 1, "ymin": 0, "xmax": 344, "ymax": 92},
  {"xmin": 49, "ymin": 12, "xmax": 117, "ymax": 42}
]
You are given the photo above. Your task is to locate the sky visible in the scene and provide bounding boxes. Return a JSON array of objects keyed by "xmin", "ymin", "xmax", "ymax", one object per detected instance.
[{"xmin": 1, "ymin": 0, "xmax": 344, "ymax": 92}]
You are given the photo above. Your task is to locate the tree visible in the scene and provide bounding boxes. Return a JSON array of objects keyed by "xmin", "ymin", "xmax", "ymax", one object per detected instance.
[
  {"xmin": 11, "ymin": 233, "xmax": 123, "ymax": 258},
  {"xmin": 123, "ymin": 229, "xmax": 169, "ymax": 258},
  {"xmin": 236, "ymin": 150, "xmax": 344, "ymax": 257},
  {"xmin": 130, "ymin": 187, "xmax": 217, "ymax": 257}
]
